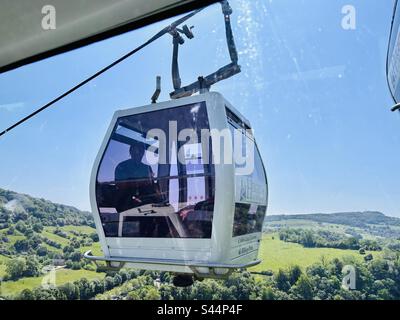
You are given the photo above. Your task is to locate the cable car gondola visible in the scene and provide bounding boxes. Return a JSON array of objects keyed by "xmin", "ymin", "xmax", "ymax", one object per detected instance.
[
  {"xmin": 85, "ymin": 91, "xmax": 268, "ymax": 281},
  {"xmin": 83, "ymin": 1, "xmax": 268, "ymax": 285}
]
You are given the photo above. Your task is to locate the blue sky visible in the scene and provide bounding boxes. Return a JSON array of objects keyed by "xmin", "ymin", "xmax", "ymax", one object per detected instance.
[{"xmin": 0, "ymin": 0, "xmax": 399, "ymax": 217}]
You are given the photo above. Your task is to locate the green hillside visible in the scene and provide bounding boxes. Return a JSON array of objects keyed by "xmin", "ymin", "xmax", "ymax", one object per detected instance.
[{"xmin": 0, "ymin": 187, "xmax": 105, "ymax": 298}]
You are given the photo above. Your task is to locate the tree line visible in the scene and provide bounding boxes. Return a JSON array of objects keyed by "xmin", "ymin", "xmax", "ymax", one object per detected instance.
[
  {"xmin": 279, "ymin": 228, "xmax": 382, "ymax": 251},
  {"xmin": 5, "ymin": 252, "xmax": 400, "ymax": 300}
]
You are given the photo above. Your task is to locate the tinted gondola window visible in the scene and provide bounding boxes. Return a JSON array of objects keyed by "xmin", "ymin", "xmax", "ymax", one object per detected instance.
[
  {"xmin": 388, "ymin": 0, "xmax": 400, "ymax": 103},
  {"xmin": 227, "ymin": 109, "xmax": 268, "ymax": 237},
  {"xmin": 233, "ymin": 203, "xmax": 267, "ymax": 237},
  {"xmin": 232, "ymin": 142, "xmax": 268, "ymax": 237},
  {"xmin": 96, "ymin": 103, "xmax": 215, "ymax": 238}
]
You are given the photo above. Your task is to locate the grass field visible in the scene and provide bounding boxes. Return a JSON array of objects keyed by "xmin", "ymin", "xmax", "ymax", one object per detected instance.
[
  {"xmin": 250, "ymin": 234, "xmax": 377, "ymax": 273},
  {"xmin": 0, "ymin": 265, "xmax": 6, "ymax": 278},
  {"xmin": 0, "ymin": 255, "xmax": 8, "ymax": 263},
  {"xmin": 0, "ymin": 255, "xmax": 9, "ymax": 278},
  {"xmin": 42, "ymin": 230, "xmax": 70, "ymax": 247},
  {"xmin": 45, "ymin": 225, "xmax": 95, "ymax": 235},
  {"xmin": 80, "ymin": 242, "xmax": 103, "ymax": 256},
  {"xmin": 3, "ymin": 234, "xmax": 25, "ymax": 245},
  {"xmin": 0, "ymin": 268, "xmax": 106, "ymax": 297}
]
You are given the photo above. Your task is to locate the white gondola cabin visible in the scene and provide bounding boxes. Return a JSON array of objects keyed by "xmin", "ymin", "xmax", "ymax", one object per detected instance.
[{"xmin": 85, "ymin": 92, "xmax": 268, "ymax": 279}]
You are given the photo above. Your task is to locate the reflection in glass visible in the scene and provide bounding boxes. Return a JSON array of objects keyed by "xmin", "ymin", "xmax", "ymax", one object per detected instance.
[
  {"xmin": 227, "ymin": 107, "xmax": 268, "ymax": 237},
  {"xmin": 96, "ymin": 102, "xmax": 215, "ymax": 238}
]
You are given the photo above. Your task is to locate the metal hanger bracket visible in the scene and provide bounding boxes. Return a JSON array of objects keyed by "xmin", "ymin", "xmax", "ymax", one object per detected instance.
[{"xmin": 170, "ymin": 0, "xmax": 241, "ymax": 99}]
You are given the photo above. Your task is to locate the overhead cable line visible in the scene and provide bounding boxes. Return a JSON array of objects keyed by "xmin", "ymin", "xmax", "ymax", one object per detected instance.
[{"xmin": 0, "ymin": 8, "xmax": 203, "ymax": 138}]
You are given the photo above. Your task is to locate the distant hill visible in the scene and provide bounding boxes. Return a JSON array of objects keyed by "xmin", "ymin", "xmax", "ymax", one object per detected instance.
[
  {"xmin": 265, "ymin": 211, "xmax": 400, "ymax": 239},
  {"xmin": 266, "ymin": 211, "xmax": 400, "ymax": 228},
  {"xmin": 0, "ymin": 187, "xmax": 94, "ymax": 228},
  {"xmin": 2, "ymin": 186, "xmax": 399, "ymax": 236}
]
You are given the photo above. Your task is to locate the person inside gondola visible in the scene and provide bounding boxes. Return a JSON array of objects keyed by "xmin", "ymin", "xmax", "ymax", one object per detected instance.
[
  {"xmin": 115, "ymin": 144, "xmax": 153, "ymax": 181},
  {"xmin": 114, "ymin": 144, "xmax": 155, "ymax": 211}
]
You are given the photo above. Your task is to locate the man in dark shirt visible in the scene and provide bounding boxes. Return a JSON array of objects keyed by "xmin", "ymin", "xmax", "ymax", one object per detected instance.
[
  {"xmin": 115, "ymin": 145, "xmax": 153, "ymax": 181},
  {"xmin": 114, "ymin": 144, "xmax": 155, "ymax": 212}
]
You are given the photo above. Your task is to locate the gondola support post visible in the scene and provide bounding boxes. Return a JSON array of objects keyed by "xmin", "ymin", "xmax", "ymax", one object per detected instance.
[{"xmin": 151, "ymin": 76, "xmax": 161, "ymax": 104}]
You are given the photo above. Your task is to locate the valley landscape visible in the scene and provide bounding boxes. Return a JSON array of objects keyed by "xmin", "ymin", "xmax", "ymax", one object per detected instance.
[{"xmin": 1, "ymin": 187, "xmax": 399, "ymax": 300}]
